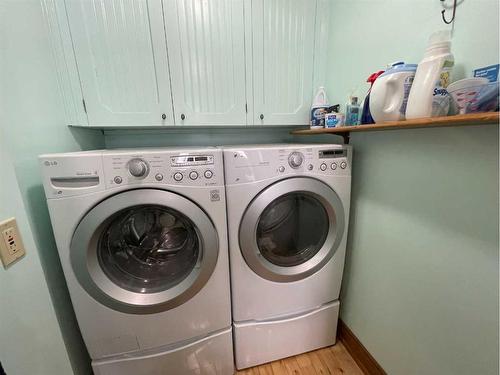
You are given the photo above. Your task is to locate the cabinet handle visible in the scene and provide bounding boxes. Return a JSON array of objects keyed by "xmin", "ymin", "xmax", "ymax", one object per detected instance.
[
  {"xmin": 181, "ymin": 114, "xmax": 186, "ymax": 120},
  {"xmin": 260, "ymin": 114, "xmax": 264, "ymax": 120},
  {"xmin": 161, "ymin": 113, "xmax": 166, "ymax": 120}
]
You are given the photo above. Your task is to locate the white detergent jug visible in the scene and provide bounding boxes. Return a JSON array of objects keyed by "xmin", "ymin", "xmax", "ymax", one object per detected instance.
[
  {"xmin": 406, "ymin": 30, "xmax": 454, "ymax": 119},
  {"xmin": 310, "ymin": 87, "xmax": 329, "ymax": 128},
  {"xmin": 369, "ymin": 62, "xmax": 417, "ymax": 123}
]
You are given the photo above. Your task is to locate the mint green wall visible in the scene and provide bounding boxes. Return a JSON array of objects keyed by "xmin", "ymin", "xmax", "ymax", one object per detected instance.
[
  {"xmin": 1, "ymin": 1, "xmax": 103, "ymax": 374},
  {"xmin": 326, "ymin": 0, "xmax": 499, "ymax": 105},
  {"xmin": 325, "ymin": 1, "xmax": 499, "ymax": 374},
  {"xmin": 0, "ymin": 128, "xmax": 74, "ymax": 375},
  {"xmin": 103, "ymin": 127, "xmax": 299, "ymax": 148}
]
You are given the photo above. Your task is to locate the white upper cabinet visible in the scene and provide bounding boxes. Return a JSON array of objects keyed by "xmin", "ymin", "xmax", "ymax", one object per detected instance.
[
  {"xmin": 49, "ymin": 0, "xmax": 329, "ymax": 127},
  {"xmin": 163, "ymin": 0, "xmax": 247, "ymax": 125},
  {"xmin": 248, "ymin": 0, "xmax": 319, "ymax": 126},
  {"xmin": 65, "ymin": 0, "xmax": 174, "ymax": 126}
]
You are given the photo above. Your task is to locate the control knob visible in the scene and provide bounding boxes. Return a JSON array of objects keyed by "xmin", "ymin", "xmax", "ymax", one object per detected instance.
[
  {"xmin": 128, "ymin": 158, "xmax": 149, "ymax": 178},
  {"xmin": 288, "ymin": 152, "xmax": 304, "ymax": 169}
]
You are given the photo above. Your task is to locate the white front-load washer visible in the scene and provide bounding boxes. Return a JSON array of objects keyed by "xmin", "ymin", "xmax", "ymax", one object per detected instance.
[
  {"xmin": 39, "ymin": 147, "xmax": 233, "ymax": 375},
  {"xmin": 223, "ymin": 144, "xmax": 352, "ymax": 369}
]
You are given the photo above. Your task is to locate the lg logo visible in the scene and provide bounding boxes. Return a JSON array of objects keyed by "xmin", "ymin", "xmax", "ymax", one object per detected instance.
[{"xmin": 44, "ymin": 160, "xmax": 58, "ymax": 166}]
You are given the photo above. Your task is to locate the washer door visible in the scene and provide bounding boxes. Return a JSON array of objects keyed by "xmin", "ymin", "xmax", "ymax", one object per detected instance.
[
  {"xmin": 239, "ymin": 177, "xmax": 345, "ymax": 282},
  {"xmin": 70, "ymin": 189, "xmax": 218, "ymax": 314}
]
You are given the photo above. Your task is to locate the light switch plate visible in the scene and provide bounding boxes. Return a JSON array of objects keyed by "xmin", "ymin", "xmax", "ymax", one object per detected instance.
[{"xmin": 0, "ymin": 217, "xmax": 25, "ymax": 268}]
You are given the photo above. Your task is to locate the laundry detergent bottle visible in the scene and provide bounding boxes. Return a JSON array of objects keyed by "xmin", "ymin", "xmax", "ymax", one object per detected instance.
[
  {"xmin": 310, "ymin": 87, "xmax": 329, "ymax": 128},
  {"xmin": 369, "ymin": 62, "xmax": 417, "ymax": 123},
  {"xmin": 360, "ymin": 70, "xmax": 385, "ymax": 124},
  {"xmin": 406, "ymin": 30, "xmax": 454, "ymax": 119}
]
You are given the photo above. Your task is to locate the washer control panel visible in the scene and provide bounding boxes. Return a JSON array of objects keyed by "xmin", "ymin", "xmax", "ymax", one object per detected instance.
[
  {"xmin": 223, "ymin": 144, "xmax": 351, "ymax": 184},
  {"xmin": 102, "ymin": 149, "xmax": 222, "ymax": 188}
]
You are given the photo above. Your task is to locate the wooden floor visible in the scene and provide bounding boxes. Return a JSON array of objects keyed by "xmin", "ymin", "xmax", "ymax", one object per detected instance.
[{"xmin": 236, "ymin": 342, "xmax": 364, "ymax": 375}]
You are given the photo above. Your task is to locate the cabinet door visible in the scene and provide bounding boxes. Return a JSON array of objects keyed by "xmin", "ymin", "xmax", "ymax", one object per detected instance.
[
  {"xmin": 249, "ymin": 0, "xmax": 317, "ymax": 125},
  {"xmin": 65, "ymin": 0, "xmax": 174, "ymax": 126},
  {"xmin": 163, "ymin": 0, "xmax": 247, "ymax": 125}
]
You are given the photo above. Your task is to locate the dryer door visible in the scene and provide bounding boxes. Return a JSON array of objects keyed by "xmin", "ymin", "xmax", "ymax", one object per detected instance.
[
  {"xmin": 70, "ymin": 189, "xmax": 218, "ymax": 314},
  {"xmin": 239, "ymin": 177, "xmax": 345, "ymax": 282}
]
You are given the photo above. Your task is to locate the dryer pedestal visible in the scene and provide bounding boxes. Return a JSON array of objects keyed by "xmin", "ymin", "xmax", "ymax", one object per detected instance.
[{"xmin": 233, "ymin": 301, "xmax": 340, "ymax": 370}]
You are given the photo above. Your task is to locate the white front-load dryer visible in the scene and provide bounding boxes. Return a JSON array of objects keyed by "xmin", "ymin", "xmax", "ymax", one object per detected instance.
[
  {"xmin": 223, "ymin": 144, "xmax": 352, "ymax": 369},
  {"xmin": 39, "ymin": 148, "xmax": 233, "ymax": 375}
]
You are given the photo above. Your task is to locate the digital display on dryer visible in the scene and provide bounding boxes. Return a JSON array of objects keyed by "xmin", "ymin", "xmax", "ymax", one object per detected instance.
[{"xmin": 319, "ymin": 149, "xmax": 346, "ymax": 158}]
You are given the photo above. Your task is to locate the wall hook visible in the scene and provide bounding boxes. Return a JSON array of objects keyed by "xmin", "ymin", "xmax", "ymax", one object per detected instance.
[{"xmin": 441, "ymin": 0, "xmax": 457, "ymax": 24}]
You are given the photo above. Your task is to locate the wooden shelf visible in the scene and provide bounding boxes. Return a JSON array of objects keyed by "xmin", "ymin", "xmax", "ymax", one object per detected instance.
[{"xmin": 291, "ymin": 112, "xmax": 499, "ymax": 142}]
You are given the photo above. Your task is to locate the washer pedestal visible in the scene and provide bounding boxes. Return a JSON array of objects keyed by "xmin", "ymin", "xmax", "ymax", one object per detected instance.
[{"xmin": 93, "ymin": 328, "xmax": 234, "ymax": 375}]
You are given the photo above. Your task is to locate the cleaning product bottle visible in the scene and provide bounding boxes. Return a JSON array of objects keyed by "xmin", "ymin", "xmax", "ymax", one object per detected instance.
[
  {"xmin": 310, "ymin": 87, "xmax": 329, "ymax": 128},
  {"xmin": 361, "ymin": 70, "xmax": 385, "ymax": 124},
  {"xmin": 369, "ymin": 62, "xmax": 417, "ymax": 123},
  {"xmin": 406, "ymin": 30, "xmax": 454, "ymax": 119},
  {"xmin": 345, "ymin": 96, "xmax": 360, "ymax": 126}
]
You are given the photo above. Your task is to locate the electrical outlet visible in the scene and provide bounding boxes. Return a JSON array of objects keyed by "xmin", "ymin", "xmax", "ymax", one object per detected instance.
[{"xmin": 0, "ymin": 217, "xmax": 25, "ymax": 268}]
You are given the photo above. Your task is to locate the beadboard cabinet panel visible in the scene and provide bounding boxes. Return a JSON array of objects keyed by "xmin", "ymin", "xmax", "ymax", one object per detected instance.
[
  {"xmin": 65, "ymin": 0, "xmax": 174, "ymax": 126},
  {"xmin": 250, "ymin": 0, "xmax": 318, "ymax": 126},
  {"xmin": 163, "ymin": 0, "xmax": 247, "ymax": 125},
  {"xmin": 48, "ymin": 0, "xmax": 329, "ymax": 127}
]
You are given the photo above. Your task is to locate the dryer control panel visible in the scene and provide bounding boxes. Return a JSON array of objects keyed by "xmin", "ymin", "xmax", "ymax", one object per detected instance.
[{"xmin": 223, "ymin": 144, "xmax": 351, "ymax": 185}]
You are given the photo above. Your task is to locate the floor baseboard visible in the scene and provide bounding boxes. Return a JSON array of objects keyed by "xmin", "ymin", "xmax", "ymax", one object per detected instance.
[{"xmin": 338, "ymin": 319, "xmax": 386, "ymax": 375}]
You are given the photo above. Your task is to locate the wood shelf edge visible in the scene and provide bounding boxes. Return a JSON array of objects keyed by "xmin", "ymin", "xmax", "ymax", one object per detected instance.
[{"xmin": 291, "ymin": 112, "xmax": 500, "ymax": 135}]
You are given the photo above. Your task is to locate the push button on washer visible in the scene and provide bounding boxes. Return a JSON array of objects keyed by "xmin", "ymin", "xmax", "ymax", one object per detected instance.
[
  {"xmin": 155, "ymin": 173, "xmax": 164, "ymax": 181},
  {"xmin": 113, "ymin": 176, "xmax": 122, "ymax": 184},
  {"xmin": 320, "ymin": 163, "xmax": 327, "ymax": 171},
  {"xmin": 204, "ymin": 170, "xmax": 213, "ymax": 179},
  {"xmin": 189, "ymin": 171, "xmax": 199, "ymax": 180},
  {"xmin": 173, "ymin": 172, "xmax": 183, "ymax": 181},
  {"xmin": 331, "ymin": 163, "xmax": 337, "ymax": 170},
  {"xmin": 340, "ymin": 161, "xmax": 347, "ymax": 169}
]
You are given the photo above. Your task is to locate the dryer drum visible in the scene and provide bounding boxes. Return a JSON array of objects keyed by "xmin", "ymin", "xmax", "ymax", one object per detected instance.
[
  {"xmin": 238, "ymin": 176, "xmax": 345, "ymax": 283},
  {"xmin": 256, "ymin": 193, "xmax": 329, "ymax": 267}
]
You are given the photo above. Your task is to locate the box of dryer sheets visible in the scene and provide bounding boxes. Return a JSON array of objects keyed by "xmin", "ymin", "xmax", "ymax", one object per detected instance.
[
  {"xmin": 473, "ymin": 64, "xmax": 499, "ymax": 83},
  {"xmin": 471, "ymin": 64, "xmax": 500, "ymax": 112}
]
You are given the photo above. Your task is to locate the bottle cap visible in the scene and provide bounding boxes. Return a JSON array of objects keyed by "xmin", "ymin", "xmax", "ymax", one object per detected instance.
[{"xmin": 389, "ymin": 61, "xmax": 405, "ymax": 68}]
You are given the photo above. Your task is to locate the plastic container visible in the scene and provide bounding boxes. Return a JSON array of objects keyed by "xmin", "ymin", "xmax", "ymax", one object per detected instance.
[
  {"xmin": 406, "ymin": 31, "xmax": 454, "ymax": 119},
  {"xmin": 310, "ymin": 87, "xmax": 329, "ymax": 128},
  {"xmin": 369, "ymin": 62, "xmax": 417, "ymax": 123},
  {"xmin": 447, "ymin": 77, "xmax": 489, "ymax": 114},
  {"xmin": 473, "ymin": 81, "xmax": 500, "ymax": 113}
]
